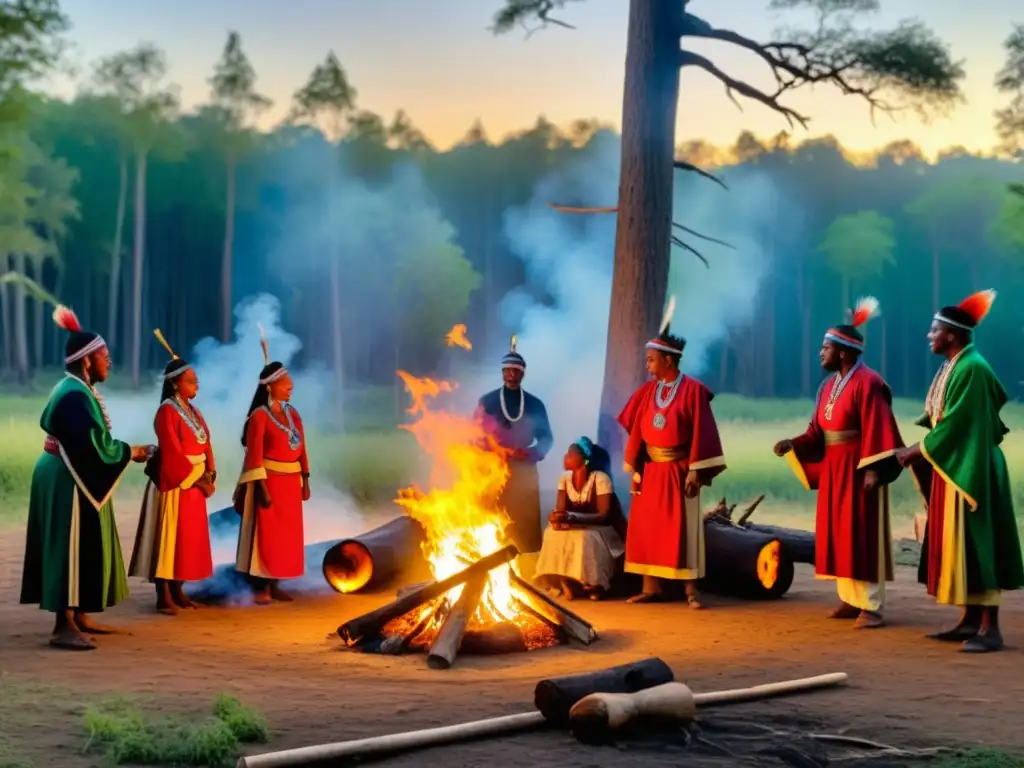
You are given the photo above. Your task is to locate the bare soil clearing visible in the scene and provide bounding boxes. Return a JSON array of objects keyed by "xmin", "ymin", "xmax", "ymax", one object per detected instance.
[{"xmin": 2, "ymin": 510, "xmax": 1022, "ymax": 767}]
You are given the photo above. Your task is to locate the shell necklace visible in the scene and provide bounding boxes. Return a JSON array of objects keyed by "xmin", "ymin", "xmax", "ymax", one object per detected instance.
[
  {"xmin": 824, "ymin": 360, "xmax": 862, "ymax": 422},
  {"xmin": 655, "ymin": 373, "xmax": 683, "ymax": 409},
  {"xmin": 164, "ymin": 397, "xmax": 208, "ymax": 445},
  {"xmin": 500, "ymin": 386, "xmax": 524, "ymax": 424},
  {"xmin": 264, "ymin": 401, "xmax": 302, "ymax": 451},
  {"xmin": 66, "ymin": 372, "xmax": 111, "ymax": 431},
  {"xmin": 925, "ymin": 348, "xmax": 967, "ymax": 425}
]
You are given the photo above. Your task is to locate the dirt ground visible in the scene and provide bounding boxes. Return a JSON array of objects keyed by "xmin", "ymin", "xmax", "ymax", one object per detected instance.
[{"xmin": 2, "ymin": 509, "xmax": 1023, "ymax": 768}]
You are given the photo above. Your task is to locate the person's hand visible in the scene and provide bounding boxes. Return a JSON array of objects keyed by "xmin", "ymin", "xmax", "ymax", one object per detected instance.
[
  {"xmin": 863, "ymin": 469, "xmax": 879, "ymax": 492},
  {"xmin": 623, "ymin": 462, "xmax": 634, "ymax": 475},
  {"xmin": 130, "ymin": 445, "xmax": 151, "ymax": 463},
  {"xmin": 195, "ymin": 480, "xmax": 215, "ymax": 498},
  {"xmin": 549, "ymin": 510, "xmax": 568, "ymax": 525},
  {"xmin": 684, "ymin": 469, "xmax": 700, "ymax": 498},
  {"xmin": 896, "ymin": 444, "xmax": 922, "ymax": 467},
  {"xmin": 773, "ymin": 439, "xmax": 794, "ymax": 457},
  {"xmin": 510, "ymin": 448, "xmax": 531, "ymax": 461},
  {"xmin": 232, "ymin": 484, "xmax": 245, "ymax": 514},
  {"xmin": 255, "ymin": 480, "xmax": 272, "ymax": 509},
  {"xmin": 302, "ymin": 475, "xmax": 311, "ymax": 502}
]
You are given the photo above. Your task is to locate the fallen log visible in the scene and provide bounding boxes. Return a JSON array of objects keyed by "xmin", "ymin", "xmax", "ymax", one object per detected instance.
[
  {"xmin": 509, "ymin": 571, "xmax": 598, "ymax": 645},
  {"xmin": 337, "ymin": 544, "xmax": 518, "ymax": 646},
  {"xmin": 427, "ymin": 575, "xmax": 486, "ymax": 670},
  {"xmin": 234, "ymin": 670, "xmax": 849, "ymax": 767},
  {"xmin": 743, "ymin": 522, "xmax": 815, "ymax": 565},
  {"xmin": 533, "ymin": 657, "xmax": 673, "ymax": 727},
  {"xmin": 322, "ymin": 516, "xmax": 426, "ymax": 594},
  {"xmin": 569, "ymin": 672, "xmax": 849, "ymax": 745},
  {"xmin": 701, "ymin": 520, "xmax": 794, "ymax": 600}
]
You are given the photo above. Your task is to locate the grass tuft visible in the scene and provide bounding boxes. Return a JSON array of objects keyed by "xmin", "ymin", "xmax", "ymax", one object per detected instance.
[{"xmin": 82, "ymin": 694, "xmax": 267, "ymax": 767}]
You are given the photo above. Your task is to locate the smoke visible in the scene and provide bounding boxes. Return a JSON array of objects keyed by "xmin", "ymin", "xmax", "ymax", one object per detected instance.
[{"xmin": 458, "ymin": 131, "xmax": 790, "ymax": 492}]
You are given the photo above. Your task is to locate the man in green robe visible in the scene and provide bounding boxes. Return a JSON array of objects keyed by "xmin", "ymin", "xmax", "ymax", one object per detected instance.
[
  {"xmin": 20, "ymin": 305, "xmax": 152, "ymax": 650},
  {"xmin": 897, "ymin": 290, "xmax": 1024, "ymax": 653}
]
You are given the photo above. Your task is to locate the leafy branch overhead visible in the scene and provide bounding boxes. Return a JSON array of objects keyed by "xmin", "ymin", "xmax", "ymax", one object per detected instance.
[{"xmin": 995, "ymin": 23, "xmax": 1024, "ymax": 157}]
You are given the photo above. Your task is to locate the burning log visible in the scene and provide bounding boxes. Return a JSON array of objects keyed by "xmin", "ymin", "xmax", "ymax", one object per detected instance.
[
  {"xmin": 427, "ymin": 575, "xmax": 487, "ymax": 669},
  {"xmin": 509, "ymin": 571, "xmax": 598, "ymax": 646},
  {"xmin": 701, "ymin": 520, "xmax": 795, "ymax": 600},
  {"xmin": 533, "ymin": 658, "xmax": 674, "ymax": 727},
  {"xmin": 744, "ymin": 523, "xmax": 815, "ymax": 564},
  {"xmin": 337, "ymin": 544, "xmax": 518, "ymax": 646},
  {"xmin": 321, "ymin": 516, "xmax": 426, "ymax": 594}
]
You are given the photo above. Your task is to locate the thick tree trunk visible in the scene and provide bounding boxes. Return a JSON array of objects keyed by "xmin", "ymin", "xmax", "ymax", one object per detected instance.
[
  {"xmin": 0, "ymin": 256, "xmax": 10, "ymax": 374},
  {"xmin": 597, "ymin": 0, "xmax": 681, "ymax": 454},
  {"xmin": 327, "ymin": 151, "xmax": 345, "ymax": 428},
  {"xmin": 108, "ymin": 158, "xmax": 128, "ymax": 349},
  {"xmin": 220, "ymin": 152, "xmax": 237, "ymax": 342},
  {"xmin": 33, "ymin": 271, "xmax": 43, "ymax": 370},
  {"xmin": 797, "ymin": 265, "xmax": 812, "ymax": 396},
  {"xmin": 12, "ymin": 253, "xmax": 29, "ymax": 382},
  {"xmin": 131, "ymin": 148, "xmax": 148, "ymax": 389}
]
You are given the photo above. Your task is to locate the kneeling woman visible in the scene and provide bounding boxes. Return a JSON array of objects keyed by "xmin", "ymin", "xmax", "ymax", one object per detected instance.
[
  {"xmin": 233, "ymin": 345, "xmax": 309, "ymax": 605},
  {"xmin": 534, "ymin": 437, "xmax": 625, "ymax": 600},
  {"xmin": 129, "ymin": 332, "xmax": 216, "ymax": 613}
]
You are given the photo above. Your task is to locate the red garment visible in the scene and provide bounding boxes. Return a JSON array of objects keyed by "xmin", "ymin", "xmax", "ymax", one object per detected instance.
[
  {"xmin": 621, "ymin": 376, "xmax": 725, "ymax": 578},
  {"xmin": 789, "ymin": 365, "xmax": 903, "ymax": 582},
  {"xmin": 155, "ymin": 402, "xmax": 214, "ymax": 581},
  {"xmin": 236, "ymin": 405, "xmax": 308, "ymax": 580}
]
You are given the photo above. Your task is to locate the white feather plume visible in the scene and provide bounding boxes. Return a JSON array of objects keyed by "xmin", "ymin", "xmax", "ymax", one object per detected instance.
[{"xmin": 659, "ymin": 295, "xmax": 676, "ymax": 335}]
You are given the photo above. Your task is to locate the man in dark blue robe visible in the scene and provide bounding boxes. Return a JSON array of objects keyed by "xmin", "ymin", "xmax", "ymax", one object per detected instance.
[{"xmin": 475, "ymin": 337, "xmax": 553, "ymax": 553}]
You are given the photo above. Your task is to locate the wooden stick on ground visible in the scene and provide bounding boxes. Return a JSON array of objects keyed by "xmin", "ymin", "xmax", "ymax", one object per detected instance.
[
  {"xmin": 509, "ymin": 571, "xmax": 598, "ymax": 645},
  {"xmin": 427, "ymin": 574, "xmax": 486, "ymax": 670},
  {"xmin": 235, "ymin": 672, "xmax": 849, "ymax": 767},
  {"xmin": 337, "ymin": 544, "xmax": 518, "ymax": 646}
]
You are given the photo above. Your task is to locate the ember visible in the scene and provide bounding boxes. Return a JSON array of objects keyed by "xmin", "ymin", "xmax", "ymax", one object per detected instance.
[{"xmin": 336, "ymin": 325, "xmax": 597, "ymax": 668}]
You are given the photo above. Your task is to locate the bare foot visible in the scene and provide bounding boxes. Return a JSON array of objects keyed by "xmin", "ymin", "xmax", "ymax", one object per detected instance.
[
  {"xmin": 854, "ymin": 610, "xmax": 884, "ymax": 629},
  {"xmin": 253, "ymin": 588, "xmax": 272, "ymax": 605},
  {"xmin": 75, "ymin": 614, "xmax": 127, "ymax": 635},
  {"xmin": 270, "ymin": 585, "xmax": 294, "ymax": 602},
  {"xmin": 687, "ymin": 594, "xmax": 704, "ymax": 610},
  {"xmin": 828, "ymin": 602, "xmax": 860, "ymax": 620},
  {"xmin": 626, "ymin": 592, "xmax": 665, "ymax": 604},
  {"xmin": 961, "ymin": 632, "xmax": 1004, "ymax": 653},
  {"xmin": 157, "ymin": 601, "xmax": 179, "ymax": 616},
  {"xmin": 49, "ymin": 626, "xmax": 96, "ymax": 651},
  {"xmin": 927, "ymin": 624, "xmax": 979, "ymax": 642}
]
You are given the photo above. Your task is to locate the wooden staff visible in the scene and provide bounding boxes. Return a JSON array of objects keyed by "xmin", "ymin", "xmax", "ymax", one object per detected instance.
[{"xmin": 235, "ymin": 672, "xmax": 848, "ymax": 767}]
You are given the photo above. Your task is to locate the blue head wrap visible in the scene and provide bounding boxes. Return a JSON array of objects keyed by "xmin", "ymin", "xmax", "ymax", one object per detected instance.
[{"xmin": 572, "ymin": 436, "xmax": 594, "ymax": 462}]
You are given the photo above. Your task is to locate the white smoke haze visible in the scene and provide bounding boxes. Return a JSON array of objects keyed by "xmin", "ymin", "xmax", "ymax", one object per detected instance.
[{"xmin": 456, "ymin": 132, "xmax": 788, "ymax": 493}]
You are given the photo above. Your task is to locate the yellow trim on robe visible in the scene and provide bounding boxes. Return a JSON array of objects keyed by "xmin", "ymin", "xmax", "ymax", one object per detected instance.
[
  {"xmin": 935, "ymin": 483, "xmax": 1001, "ymax": 607},
  {"xmin": 624, "ymin": 493, "xmax": 704, "ymax": 580},
  {"xmin": 264, "ymin": 459, "xmax": 301, "ymax": 474},
  {"xmin": 689, "ymin": 455, "xmax": 726, "ymax": 471},
  {"xmin": 920, "ymin": 439, "xmax": 977, "ymax": 511},
  {"xmin": 823, "ymin": 429, "xmax": 859, "ymax": 446},
  {"xmin": 56, "ymin": 441, "xmax": 127, "ymax": 511},
  {"xmin": 68, "ymin": 490, "xmax": 80, "ymax": 608},
  {"xmin": 646, "ymin": 445, "xmax": 687, "ymax": 463},
  {"xmin": 130, "ymin": 455, "xmax": 206, "ymax": 581},
  {"xmin": 239, "ymin": 466, "xmax": 268, "ymax": 484},
  {"xmin": 856, "ymin": 447, "xmax": 899, "ymax": 470},
  {"xmin": 235, "ymin": 483, "xmax": 271, "ymax": 578},
  {"xmin": 783, "ymin": 450, "xmax": 811, "ymax": 491}
]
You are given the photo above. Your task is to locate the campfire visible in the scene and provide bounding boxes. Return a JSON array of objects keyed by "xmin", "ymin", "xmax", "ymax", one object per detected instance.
[{"xmin": 336, "ymin": 332, "xmax": 597, "ymax": 668}]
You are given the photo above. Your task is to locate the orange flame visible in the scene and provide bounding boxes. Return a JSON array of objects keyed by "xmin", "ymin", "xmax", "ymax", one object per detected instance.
[
  {"xmin": 394, "ymin": 366, "xmax": 524, "ymax": 628},
  {"xmin": 444, "ymin": 323, "xmax": 472, "ymax": 350}
]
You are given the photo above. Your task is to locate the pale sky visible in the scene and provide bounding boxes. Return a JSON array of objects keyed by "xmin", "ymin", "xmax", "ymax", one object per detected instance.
[{"xmin": 46, "ymin": 0, "xmax": 1020, "ymax": 156}]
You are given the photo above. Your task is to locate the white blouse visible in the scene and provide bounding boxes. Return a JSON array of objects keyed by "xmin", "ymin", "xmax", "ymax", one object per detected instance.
[{"xmin": 557, "ymin": 470, "xmax": 613, "ymax": 505}]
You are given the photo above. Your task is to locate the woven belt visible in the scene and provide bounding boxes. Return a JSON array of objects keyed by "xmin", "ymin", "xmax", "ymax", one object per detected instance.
[
  {"xmin": 646, "ymin": 445, "xmax": 687, "ymax": 463},
  {"xmin": 823, "ymin": 430, "xmax": 860, "ymax": 446}
]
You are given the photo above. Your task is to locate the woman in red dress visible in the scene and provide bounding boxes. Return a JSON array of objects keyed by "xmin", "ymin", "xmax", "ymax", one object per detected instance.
[
  {"xmin": 129, "ymin": 331, "xmax": 216, "ymax": 614},
  {"xmin": 233, "ymin": 347, "xmax": 310, "ymax": 605}
]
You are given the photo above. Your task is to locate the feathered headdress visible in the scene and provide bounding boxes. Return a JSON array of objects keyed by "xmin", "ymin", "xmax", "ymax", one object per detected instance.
[
  {"xmin": 53, "ymin": 305, "xmax": 82, "ymax": 333},
  {"xmin": 850, "ymin": 296, "xmax": 880, "ymax": 328},
  {"xmin": 153, "ymin": 329, "xmax": 179, "ymax": 360},
  {"xmin": 154, "ymin": 329, "xmax": 191, "ymax": 381},
  {"xmin": 257, "ymin": 322, "xmax": 270, "ymax": 365},
  {"xmin": 54, "ymin": 304, "xmax": 106, "ymax": 364},
  {"xmin": 824, "ymin": 296, "xmax": 881, "ymax": 352},
  {"xmin": 501, "ymin": 333, "xmax": 525, "ymax": 371},
  {"xmin": 935, "ymin": 290, "xmax": 996, "ymax": 331},
  {"xmin": 645, "ymin": 295, "xmax": 685, "ymax": 355}
]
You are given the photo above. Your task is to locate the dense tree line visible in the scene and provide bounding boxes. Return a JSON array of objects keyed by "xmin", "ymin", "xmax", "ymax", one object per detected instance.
[{"xmin": 1, "ymin": 4, "xmax": 1023, "ymax": 409}]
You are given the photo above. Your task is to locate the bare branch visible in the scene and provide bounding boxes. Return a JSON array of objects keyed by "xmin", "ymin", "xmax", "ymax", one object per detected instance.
[
  {"xmin": 545, "ymin": 202, "xmax": 617, "ymax": 214},
  {"xmin": 680, "ymin": 50, "xmax": 810, "ymax": 128},
  {"xmin": 671, "ymin": 236, "xmax": 711, "ymax": 268},
  {"xmin": 673, "ymin": 158, "xmax": 728, "ymax": 189},
  {"xmin": 672, "ymin": 223, "xmax": 734, "ymax": 249}
]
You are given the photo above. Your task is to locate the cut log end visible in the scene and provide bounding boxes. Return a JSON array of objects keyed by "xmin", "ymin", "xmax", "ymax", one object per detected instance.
[
  {"xmin": 757, "ymin": 539, "xmax": 781, "ymax": 589},
  {"xmin": 322, "ymin": 541, "xmax": 373, "ymax": 594}
]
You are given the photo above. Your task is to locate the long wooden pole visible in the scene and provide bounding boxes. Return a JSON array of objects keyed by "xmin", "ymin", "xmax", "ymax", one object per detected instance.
[{"xmin": 235, "ymin": 672, "xmax": 848, "ymax": 767}]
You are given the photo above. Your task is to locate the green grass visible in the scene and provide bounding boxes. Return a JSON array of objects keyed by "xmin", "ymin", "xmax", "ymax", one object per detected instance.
[
  {"xmin": 3, "ymin": 388, "xmax": 1024, "ymax": 536},
  {"xmin": 82, "ymin": 693, "xmax": 268, "ymax": 767},
  {"xmin": 934, "ymin": 749, "xmax": 1024, "ymax": 767}
]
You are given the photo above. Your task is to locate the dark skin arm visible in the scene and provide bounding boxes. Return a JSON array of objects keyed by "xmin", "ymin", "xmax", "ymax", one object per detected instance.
[{"xmin": 564, "ymin": 493, "xmax": 612, "ymax": 527}]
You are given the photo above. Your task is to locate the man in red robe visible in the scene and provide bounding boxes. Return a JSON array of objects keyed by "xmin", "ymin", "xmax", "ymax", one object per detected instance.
[
  {"xmin": 773, "ymin": 297, "xmax": 904, "ymax": 629},
  {"xmin": 619, "ymin": 319, "xmax": 726, "ymax": 606}
]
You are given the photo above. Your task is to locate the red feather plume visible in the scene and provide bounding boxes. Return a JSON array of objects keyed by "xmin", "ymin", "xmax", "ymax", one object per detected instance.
[
  {"xmin": 957, "ymin": 290, "xmax": 996, "ymax": 325},
  {"xmin": 52, "ymin": 305, "xmax": 81, "ymax": 333},
  {"xmin": 850, "ymin": 296, "xmax": 880, "ymax": 328}
]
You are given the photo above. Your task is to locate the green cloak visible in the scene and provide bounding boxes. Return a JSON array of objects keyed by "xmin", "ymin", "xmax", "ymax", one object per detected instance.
[
  {"xmin": 915, "ymin": 345, "xmax": 1024, "ymax": 593},
  {"xmin": 20, "ymin": 374, "xmax": 132, "ymax": 613}
]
